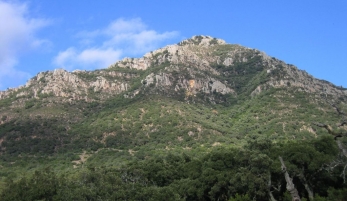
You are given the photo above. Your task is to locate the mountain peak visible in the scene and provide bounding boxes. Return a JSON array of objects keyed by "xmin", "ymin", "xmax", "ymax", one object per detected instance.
[
  {"xmin": 1, "ymin": 35, "xmax": 346, "ymax": 105},
  {"xmin": 178, "ymin": 35, "xmax": 226, "ymax": 46}
]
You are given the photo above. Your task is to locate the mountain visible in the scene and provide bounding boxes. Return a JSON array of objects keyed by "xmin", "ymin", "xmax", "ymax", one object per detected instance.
[
  {"xmin": 1, "ymin": 34, "xmax": 346, "ymax": 155},
  {"xmin": 1, "ymin": 35, "xmax": 347, "ymax": 200}
]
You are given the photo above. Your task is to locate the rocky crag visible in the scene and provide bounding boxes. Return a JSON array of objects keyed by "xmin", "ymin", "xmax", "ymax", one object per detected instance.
[{"xmin": 1, "ymin": 35, "xmax": 345, "ymax": 104}]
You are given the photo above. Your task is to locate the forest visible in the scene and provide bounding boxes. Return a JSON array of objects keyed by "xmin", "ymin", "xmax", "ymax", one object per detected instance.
[{"xmin": 1, "ymin": 135, "xmax": 347, "ymax": 201}]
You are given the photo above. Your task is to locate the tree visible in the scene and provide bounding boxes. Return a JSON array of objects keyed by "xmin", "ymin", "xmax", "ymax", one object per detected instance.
[
  {"xmin": 313, "ymin": 101, "xmax": 347, "ymax": 183},
  {"xmin": 279, "ymin": 156, "xmax": 301, "ymax": 201}
]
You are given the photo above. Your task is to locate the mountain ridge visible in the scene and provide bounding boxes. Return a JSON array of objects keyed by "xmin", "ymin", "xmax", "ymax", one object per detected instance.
[{"xmin": 1, "ymin": 35, "xmax": 346, "ymax": 103}]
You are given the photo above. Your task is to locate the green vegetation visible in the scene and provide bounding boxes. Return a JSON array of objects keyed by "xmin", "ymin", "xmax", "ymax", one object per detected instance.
[
  {"xmin": 211, "ymin": 52, "xmax": 269, "ymax": 97},
  {"xmin": 178, "ymin": 35, "xmax": 205, "ymax": 46},
  {"xmin": 1, "ymin": 137, "xmax": 346, "ymax": 200},
  {"xmin": 1, "ymin": 88, "xmax": 345, "ymax": 200},
  {"xmin": 209, "ymin": 37, "xmax": 219, "ymax": 45}
]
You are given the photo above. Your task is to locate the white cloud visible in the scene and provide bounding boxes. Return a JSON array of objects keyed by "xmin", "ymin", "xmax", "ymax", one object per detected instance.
[
  {"xmin": 102, "ymin": 18, "xmax": 179, "ymax": 54},
  {"xmin": 0, "ymin": 1, "xmax": 50, "ymax": 89},
  {"xmin": 77, "ymin": 48, "xmax": 122, "ymax": 67},
  {"xmin": 54, "ymin": 47, "xmax": 122, "ymax": 70},
  {"xmin": 54, "ymin": 18, "xmax": 179, "ymax": 70}
]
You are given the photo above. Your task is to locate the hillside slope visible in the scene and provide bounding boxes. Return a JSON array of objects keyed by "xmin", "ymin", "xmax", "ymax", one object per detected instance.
[{"xmin": 0, "ymin": 35, "xmax": 346, "ymax": 169}]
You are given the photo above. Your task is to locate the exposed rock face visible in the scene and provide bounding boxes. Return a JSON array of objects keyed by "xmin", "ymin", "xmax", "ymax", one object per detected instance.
[
  {"xmin": 210, "ymin": 80, "xmax": 234, "ymax": 94},
  {"xmin": 1, "ymin": 35, "xmax": 346, "ymax": 104},
  {"xmin": 250, "ymin": 61, "xmax": 347, "ymax": 97},
  {"xmin": 110, "ymin": 36, "xmax": 228, "ymax": 73},
  {"xmin": 142, "ymin": 72, "xmax": 234, "ymax": 97},
  {"xmin": 1, "ymin": 69, "xmax": 132, "ymax": 102},
  {"xmin": 223, "ymin": 58, "xmax": 233, "ymax": 66},
  {"xmin": 115, "ymin": 57, "xmax": 151, "ymax": 70}
]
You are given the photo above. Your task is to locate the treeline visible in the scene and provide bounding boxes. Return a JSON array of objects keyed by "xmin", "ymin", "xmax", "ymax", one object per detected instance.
[{"xmin": 1, "ymin": 136, "xmax": 347, "ymax": 201}]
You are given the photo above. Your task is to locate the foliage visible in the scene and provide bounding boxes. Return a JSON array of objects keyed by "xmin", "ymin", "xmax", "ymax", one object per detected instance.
[{"xmin": 1, "ymin": 137, "xmax": 346, "ymax": 200}]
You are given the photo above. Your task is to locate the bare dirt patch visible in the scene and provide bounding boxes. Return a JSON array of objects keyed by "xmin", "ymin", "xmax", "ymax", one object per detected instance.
[{"xmin": 72, "ymin": 151, "xmax": 90, "ymax": 168}]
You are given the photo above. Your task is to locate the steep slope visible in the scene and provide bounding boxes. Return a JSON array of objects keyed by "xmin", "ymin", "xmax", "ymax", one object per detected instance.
[{"xmin": 0, "ymin": 35, "xmax": 346, "ymax": 169}]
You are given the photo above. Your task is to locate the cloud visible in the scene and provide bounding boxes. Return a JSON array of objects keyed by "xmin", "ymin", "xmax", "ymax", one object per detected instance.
[
  {"xmin": 54, "ymin": 47, "xmax": 122, "ymax": 70},
  {"xmin": 54, "ymin": 18, "xmax": 179, "ymax": 70},
  {"xmin": 0, "ymin": 1, "xmax": 50, "ymax": 89}
]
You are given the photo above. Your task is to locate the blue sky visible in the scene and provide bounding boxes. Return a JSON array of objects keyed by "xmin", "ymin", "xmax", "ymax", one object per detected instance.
[{"xmin": 1, "ymin": 0, "xmax": 346, "ymax": 90}]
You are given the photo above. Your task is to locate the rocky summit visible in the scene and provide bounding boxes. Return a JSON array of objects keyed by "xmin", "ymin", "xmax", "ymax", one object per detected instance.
[
  {"xmin": 0, "ymin": 35, "xmax": 347, "ymax": 200},
  {"xmin": 1, "ymin": 35, "xmax": 345, "ymax": 103}
]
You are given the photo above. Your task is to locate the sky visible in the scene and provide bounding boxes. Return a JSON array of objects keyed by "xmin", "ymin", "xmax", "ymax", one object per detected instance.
[{"xmin": 0, "ymin": 0, "xmax": 346, "ymax": 90}]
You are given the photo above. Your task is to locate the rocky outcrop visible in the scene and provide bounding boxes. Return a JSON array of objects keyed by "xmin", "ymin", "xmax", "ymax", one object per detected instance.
[
  {"xmin": 0, "ymin": 85, "xmax": 26, "ymax": 99},
  {"xmin": 142, "ymin": 70, "xmax": 235, "ymax": 97},
  {"xmin": 110, "ymin": 36, "xmax": 227, "ymax": 74},
  {"xmin": 113, "ymin": 57, "xmax": 151, "ymax": 70},
  {"xmin": 1, "ymin": 35, "xmax": 346, "ymax": 104},
  {"xmin": 0, "ymin": 69, "xmax": 132, "ymax": 102},
  {"xmin": 177, "ymin": 35, "xmax": 226, "ymax": 46},
  {"xmin": 251, "ymin": 62, "xmax": 347, "ymax": 97}
]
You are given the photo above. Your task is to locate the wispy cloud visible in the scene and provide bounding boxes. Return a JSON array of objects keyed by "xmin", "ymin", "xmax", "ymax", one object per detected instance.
[
  {"xmin": 54, "ymin": 47, "xmax": 122, "ymax": 70},
  {"xmin": 0, "ymin": 1, "xmax": 50, "ymax": 89},
  {"xmin": 54, "ymin": 18, "xmax": 179, "ymax": 70}
]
